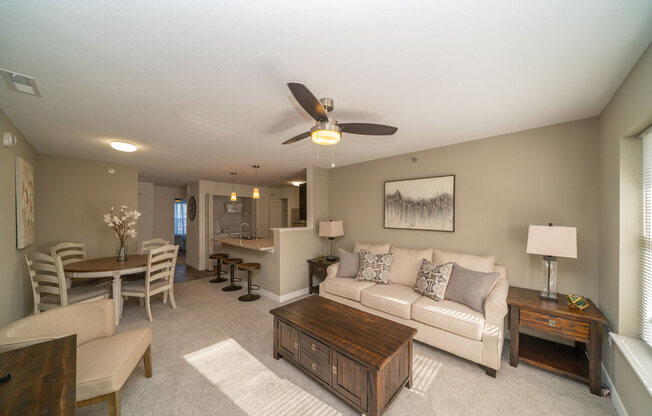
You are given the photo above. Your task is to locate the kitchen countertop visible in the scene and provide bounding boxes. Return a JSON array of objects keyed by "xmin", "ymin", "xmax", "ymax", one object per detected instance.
[{"xmin": 214, "ymin": 237, "xmax": 274, "ymax": 252}]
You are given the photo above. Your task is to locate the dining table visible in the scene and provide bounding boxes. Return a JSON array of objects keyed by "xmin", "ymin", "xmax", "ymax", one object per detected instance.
[{"xmin": 63, "ymin": 255, "xmax": 148, "ymax": 325}]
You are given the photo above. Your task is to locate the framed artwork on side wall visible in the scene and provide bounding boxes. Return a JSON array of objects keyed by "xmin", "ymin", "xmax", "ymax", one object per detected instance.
[
  {"xmin": 16, "ymin": 156, "xmax": 35, "ymax": 248},
  {"xmin": 384, "ymin": 175, "xmax": 455, "ymax": 232}
]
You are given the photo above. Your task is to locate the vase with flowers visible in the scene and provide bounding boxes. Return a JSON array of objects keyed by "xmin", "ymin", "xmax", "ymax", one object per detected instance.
[{"xmin": 103, "ymin": 205, "xmax": 141, "ymax": 261}]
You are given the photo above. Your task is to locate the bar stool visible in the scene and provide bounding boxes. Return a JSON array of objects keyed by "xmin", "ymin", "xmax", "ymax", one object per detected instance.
[
  {"xmin": 209, "ymin": 253, "xmax": 228, "ymax": 283},
  {"xmin": 237, "ymin": 263, "xmax": 261, "ymax": 302},
  {"xmin": 221, "ymin": 258, "xmax": 243, "ymax": 291}
]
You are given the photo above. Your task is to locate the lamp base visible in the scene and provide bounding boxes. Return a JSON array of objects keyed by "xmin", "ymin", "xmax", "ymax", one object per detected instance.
[
  {"xmin": 539, "ymin": 291, "xmax": 558, "ymax": 302},
  {"xmin": 326, "ymin": 256, "xmax": 338, "ymax": 262},
  {"xmin": 541, "ymin": 256, "xmax": 558, "ymax": 302}
]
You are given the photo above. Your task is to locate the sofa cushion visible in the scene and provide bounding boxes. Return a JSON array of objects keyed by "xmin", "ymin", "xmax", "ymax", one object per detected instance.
[
  {"xmin": 336, "ymin": 248, "xmax": 360, "ymax": 278},
  {"xmin": 433, "ymin": 249, "xmax": 495, "ymax": 273},
  {"xmin": 414, "ymin": 260, "xmax": 454, "ymax": 301},
  {"xmin": 444, "ymin": 264, "xmax": 500, "ymax": 313},
  {"xmin": 356, "ymin": 249, "xmax": 394, "ymax": 284},
  {"xmin": 360, "ymin": 284, "xmax": 422, "ymax": 319},
  {"xmin": 76, "ymin": 328, "xmax": 152, "ymax": 401},
  {"xmin": 354, "ymin": 242, "xmax": 391, "ymax": 255},
  {"xmin": 389, "ymin": 246, "xmax": 434, "ymax": 287},
  {"xmin": 411, "ymin": 297, "xmax": 485, "ymax": 341},
  {"xmin": 323, "ymin": 278, "xmax": 375, "ymax": 301}
]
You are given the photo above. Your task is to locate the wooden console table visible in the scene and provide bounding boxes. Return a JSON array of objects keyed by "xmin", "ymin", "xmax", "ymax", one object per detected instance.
[
  {"xmin": 271, "ymin": 296, "xmax": 416, "ymax": 416},
  {"xmin": 507, "ymin": 287, "xmax": 608, "ymax": 395},
  {"xmin": 307, "ymin": 257, "xmax": 338, "ymax": 294},
  {"xmin": 0, "ymin": 335, "xmax": 76, "ymax": 414}
]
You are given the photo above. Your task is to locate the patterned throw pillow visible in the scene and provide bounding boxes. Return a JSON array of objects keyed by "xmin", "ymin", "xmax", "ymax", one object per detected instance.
[
  {"xmin": 355, "ymin": 249, "xmax": 394, "ymax": 284},
  {"xmin": 414, "ymin": 259, "xmax": 454, "ymax": 301}
]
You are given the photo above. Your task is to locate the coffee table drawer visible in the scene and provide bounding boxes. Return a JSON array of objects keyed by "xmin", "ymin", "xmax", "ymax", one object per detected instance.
[
  {"xmin": 300, "ymin": 349, "xmax": 331, "ymax": 384},
  {"xmin": 300, "ymin": 333, "xmax": 329, "ymax": 361}
]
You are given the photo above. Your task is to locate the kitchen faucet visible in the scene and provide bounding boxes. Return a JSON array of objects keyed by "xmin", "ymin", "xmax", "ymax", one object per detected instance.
[{"xmin": 240, "ymin": 222, "xmax": 250, "ymax": 242}]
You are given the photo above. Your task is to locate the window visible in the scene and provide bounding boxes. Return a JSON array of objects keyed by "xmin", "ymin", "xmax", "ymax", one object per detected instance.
[
  {"xmin": 641, "ymin": 126, "xmax": 652, "ymax": 348},
  {"xmin": 174, "ymin": 199, "xmax": 187, "ymax": 236}
]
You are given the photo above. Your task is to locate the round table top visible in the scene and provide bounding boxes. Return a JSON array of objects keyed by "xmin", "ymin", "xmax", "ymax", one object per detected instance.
[{"xmin": 64, "ymin": 255, "xmax": 148, "ymax": 273}]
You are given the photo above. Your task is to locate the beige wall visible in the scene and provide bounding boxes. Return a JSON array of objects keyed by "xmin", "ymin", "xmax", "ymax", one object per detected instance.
[
  {"xmin": 153, "ymin": 185, "xmax": 186, "ymax": 244},
  {"xmin": 598, "ymin": 44, "xmax": 652, "ymax": 416},
  {"xmin": 35, "ymin": 154, "xmax": 139, "ymax": 259},
  {"xmin": 329, "ymin": 118, "xmax": 600, "ymax": 298},
  {"xmin": 138, "ymin": 181, "xmax": 154, "ymax": 249},
  {"xmin": 0, "ymin": 109, "xmax": 37, "ymax": 327}
]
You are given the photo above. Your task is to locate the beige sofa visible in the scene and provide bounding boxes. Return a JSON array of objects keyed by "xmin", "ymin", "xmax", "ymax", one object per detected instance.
[
  {"xmin": 319, "ymin": 244, "xmax": 509, "ymax": 376},
  {"xmin": 0, "ymin": 299, "xmax": 152, "ymax": 415}
]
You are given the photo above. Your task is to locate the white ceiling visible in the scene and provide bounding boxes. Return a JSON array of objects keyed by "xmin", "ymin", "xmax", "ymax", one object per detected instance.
[{"xmin": 1, "ymin": 1, "xmax": 651, "ymax": 187}]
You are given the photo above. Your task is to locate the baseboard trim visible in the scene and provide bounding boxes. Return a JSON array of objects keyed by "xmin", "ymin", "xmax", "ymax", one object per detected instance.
[
  {"xmin": 602, "ymin": 364, "xmax": 628, "ymax": 416},
  {"xmin": 259, "ymin": 288, "xmax": 309, "ymax": 303}
]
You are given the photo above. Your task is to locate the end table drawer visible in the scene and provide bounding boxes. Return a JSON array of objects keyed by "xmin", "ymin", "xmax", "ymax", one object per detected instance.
[
  {"xmin": 300, "ymin": 333, "xmax": 330, "ymax": 361},
  {"xmin": 520, "ymin": 310, "xmax": 560, "ymax": 332},
  {"xmin": 560, "ymin": 319, "xmax": 589, "ymax": 341},
  {"xmin": 520, "ymin": 310, "xmax": 589, "ymax": 341}
]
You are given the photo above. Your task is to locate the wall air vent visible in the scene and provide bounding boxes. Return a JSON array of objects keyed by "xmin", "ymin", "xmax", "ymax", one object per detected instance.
[{"xmin": 0, "ymin": 69, "xmax": 41, "ymax": 96}]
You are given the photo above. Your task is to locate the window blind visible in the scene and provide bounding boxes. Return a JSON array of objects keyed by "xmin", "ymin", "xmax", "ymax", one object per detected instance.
[{"xmin": 641, "ymin": 125, "xmax": 652, "ymax": 348}]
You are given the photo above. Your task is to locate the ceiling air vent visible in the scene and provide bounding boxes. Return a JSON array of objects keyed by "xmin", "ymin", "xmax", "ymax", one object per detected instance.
[{"xmin": 0, "ymin": 69, "xmax": 40, "ymax": 96}]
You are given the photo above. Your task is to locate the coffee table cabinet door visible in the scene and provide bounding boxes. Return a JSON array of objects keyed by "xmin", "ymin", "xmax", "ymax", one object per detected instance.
[
  {"xmin": 278, "ymin": 321, "xmax": 299, "ymax": 361},
  {"xmin": 331, "ymin": 350, "xmax": 368, "ymax": 411}
]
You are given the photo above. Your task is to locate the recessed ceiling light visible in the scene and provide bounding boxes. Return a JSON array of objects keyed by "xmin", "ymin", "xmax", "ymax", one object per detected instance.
[
  {"xmin": 110, "ymin": 141, "xmax": 138, "ymax": 152},
  {"xmin": 0, "ymin": 69, "xmax": 41, "ymax": 96},
  {"xmin": 108, "ymin": 168, "xmax": 115, "ymax": 174}
]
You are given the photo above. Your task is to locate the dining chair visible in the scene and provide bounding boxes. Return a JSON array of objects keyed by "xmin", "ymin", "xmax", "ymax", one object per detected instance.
[
  {"xmin": 121, "ymin": 244, "xmax": 179, "ymax": 321},
  {"xmin": 141, "ymin": 238, "xmax": 169, "ymax": 254},
  {"xmin": 24, "ymin": 252, "xmax": 110, "ymax": 314},
  {"xmin": 50, "ymin": 241, "xmax": 86, "ymax": 265}
]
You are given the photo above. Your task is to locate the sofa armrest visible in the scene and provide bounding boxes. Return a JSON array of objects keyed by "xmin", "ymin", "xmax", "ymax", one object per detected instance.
[
  {"xmin": 326, "ymin": 263, "xmax": 339, "ymax": 279},
  {"xmin": 484, "ymin": 278, "xmax": 509, "ymax": 326},
  {"xmin": 0, "ymin": 299, "xmax": 115, "ymax": 347}
]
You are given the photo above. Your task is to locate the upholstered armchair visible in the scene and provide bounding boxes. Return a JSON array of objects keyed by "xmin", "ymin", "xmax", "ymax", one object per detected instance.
[{"xmin": 0, "ymin": 299, "xmax": 152, "ymax": 416}]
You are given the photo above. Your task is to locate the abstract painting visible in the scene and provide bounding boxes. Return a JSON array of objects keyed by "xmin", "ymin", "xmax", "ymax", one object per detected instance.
[
  {"xmin": 384, "ymin": 175, "xmax": 455, "ymax": 232},
  {"xmin": 16, "ymin": 157, "xmax": 34, "ymax": 248}
]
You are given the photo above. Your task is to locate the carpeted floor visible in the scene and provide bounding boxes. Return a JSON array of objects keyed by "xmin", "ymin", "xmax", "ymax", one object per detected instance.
[{"xmin": 76, "ymin": 276, "xmax": 617, "ymax": 416}]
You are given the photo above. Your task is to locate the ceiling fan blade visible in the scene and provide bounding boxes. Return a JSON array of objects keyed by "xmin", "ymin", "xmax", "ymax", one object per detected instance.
[
  {"xmin": 287, "ymin": 82, "xmax": 329, "ymax": 122},
  {"xmin": 282, "ymin": 131, "xmax": 311, "ymax": 145},
  {"xmin": 339, "ymin": 123, "xmax": 398, "ymax": 135}
]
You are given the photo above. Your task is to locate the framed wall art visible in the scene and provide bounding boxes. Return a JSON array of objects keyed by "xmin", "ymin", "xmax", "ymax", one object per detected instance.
[
  {"xmin": 384, "ymin": 175, "xmax": 455, "ymax": 232},
  {"xmin": 16, "ymin": 156, "xmax": 35, "ymax": 248}
]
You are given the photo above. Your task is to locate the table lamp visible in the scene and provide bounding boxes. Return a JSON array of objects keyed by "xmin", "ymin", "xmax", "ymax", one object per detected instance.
[
  {"xmin": 319, "ymin": 220, "xmax": 344, "ymax": 261},
  {"xmin": 526, "ymin": 223, "xmax": 577, "ymax": 301}
]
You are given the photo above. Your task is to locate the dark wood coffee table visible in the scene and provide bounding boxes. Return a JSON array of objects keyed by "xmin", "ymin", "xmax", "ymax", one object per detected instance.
[{"xmin": 270, "ymin": 296, "xmax": 416, "ymax": 416}]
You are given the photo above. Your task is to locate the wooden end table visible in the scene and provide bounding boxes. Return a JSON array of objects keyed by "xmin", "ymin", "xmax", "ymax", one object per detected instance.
[
  {"xmin": 307, "ymin": 257, "xmax": 338, "ymax": 294},
  {"xmin": 507, "ymin": 286, "xmax": 608, "ymax": 395}
]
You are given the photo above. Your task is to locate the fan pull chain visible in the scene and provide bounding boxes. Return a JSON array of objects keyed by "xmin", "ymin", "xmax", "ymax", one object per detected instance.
[{"xmin": 331, "ymin": 147, "xmax": 335, "ymax": 168}]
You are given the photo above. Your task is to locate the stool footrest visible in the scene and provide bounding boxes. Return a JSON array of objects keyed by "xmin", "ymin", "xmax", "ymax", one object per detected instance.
[{"xmin": 250, "ymin": 284, "xmax": 260, "ymax": 291}]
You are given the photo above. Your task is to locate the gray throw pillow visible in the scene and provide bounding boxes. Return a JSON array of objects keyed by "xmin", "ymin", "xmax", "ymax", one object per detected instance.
[
  {"xmin": 355, "ymin": 249, "xmax": 394, "ymax": 284},
  {"xmin": 336, "ymin": 248, "xmax": 360, "ymax": 278},
  {"xmin": 444, "ymin": 263, "xmax": 500, "ymax": 313},
  {"xmin": 414, "ymin": 259, "xmax": 454, "ymax": 301}
]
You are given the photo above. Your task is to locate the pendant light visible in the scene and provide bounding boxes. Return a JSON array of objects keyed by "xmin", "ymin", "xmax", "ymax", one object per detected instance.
[
  {"xmin": 252, "ymin": 165, "xmax": 260, "ymax": 199},
  {"xmin": 230, "ymin": 172, "xmax": 237, "ymax": 201}
]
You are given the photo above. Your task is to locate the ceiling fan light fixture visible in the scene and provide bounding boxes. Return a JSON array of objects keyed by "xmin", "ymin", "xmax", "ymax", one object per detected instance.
[{"xmin": 311, "ymin": 121, "xmax": 342, "ymax": 146}]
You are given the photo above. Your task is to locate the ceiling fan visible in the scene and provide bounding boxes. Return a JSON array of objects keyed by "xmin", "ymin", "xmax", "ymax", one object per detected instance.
[{"xmin": 282, "ymin": 82, "xmax": 398, "ymax": 145}]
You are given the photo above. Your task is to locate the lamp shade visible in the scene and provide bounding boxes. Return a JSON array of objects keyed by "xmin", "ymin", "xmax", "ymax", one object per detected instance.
[
  {"xmin": 526, "ymin": 225, "xmax": 577, "ymax": 258},
  {"xmin": 319, "ymin": 221, "xmax": 344, "ymax": 238}
]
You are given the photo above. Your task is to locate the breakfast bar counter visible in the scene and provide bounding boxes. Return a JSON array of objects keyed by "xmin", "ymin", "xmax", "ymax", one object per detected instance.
[{"xmin": 214, "ymin": 237, "xmax": 274, "ymax": 252}]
